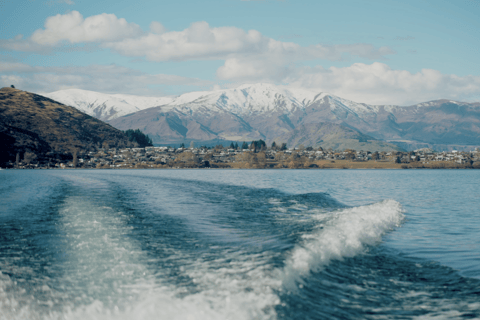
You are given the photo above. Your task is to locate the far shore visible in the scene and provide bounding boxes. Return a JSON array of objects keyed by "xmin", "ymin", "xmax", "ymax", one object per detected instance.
[
  {"xmin": 5, "ymin": 159, "xmax": 479, "ymax": 170},
  {"xmin": 6, "ymin": 145, "xmax": 480, "ymax": 170}
]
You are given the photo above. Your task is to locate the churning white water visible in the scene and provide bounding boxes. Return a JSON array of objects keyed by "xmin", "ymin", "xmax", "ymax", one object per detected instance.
[{"xmin": 1, "ymin": 169, "xmax": 479, "ymax": 320}]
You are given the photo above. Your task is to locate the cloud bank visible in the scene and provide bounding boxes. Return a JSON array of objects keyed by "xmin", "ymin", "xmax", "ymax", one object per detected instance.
[
  {"xmin": 11, "ymin": 11, "xmax": 393, "ymax": 65},
  {"xmin": 0, "ymin": 62, "xmax": 212, "ymax": 96},
  {"xmin": 3, "ymin": 60, "xmax": 479, "ymax": 105},
  {"xmin": 286, "ymin": 62, "xmax": 480, "ymax": 105},
  {"xmin": 1, "ymin": 11, "xmax": 479, "ymax": 105}
]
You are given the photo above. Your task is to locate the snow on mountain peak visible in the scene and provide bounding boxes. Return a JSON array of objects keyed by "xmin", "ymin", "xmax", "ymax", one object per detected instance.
[
  {"xmin": 43, "ymin": 89, "xmax": 173, "ymax": 121},
  {"xmin": 42, "ymin": 83, "xmax": 394, "ymax": 121},
  {"xmin": 164, "ymin": 83, "xmax": 321, "ymax": 115}
]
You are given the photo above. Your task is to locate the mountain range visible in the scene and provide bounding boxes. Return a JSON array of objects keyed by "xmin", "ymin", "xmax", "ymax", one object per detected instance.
[
  {"xmin": 46, "ymin": 89, "xmax": 173, "ymax": 122},
  {"xmin": 43, "ymin": 83, "xmax": 480, "ymax": 151}
]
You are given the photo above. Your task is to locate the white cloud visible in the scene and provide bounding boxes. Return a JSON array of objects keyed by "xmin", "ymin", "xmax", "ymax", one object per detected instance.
[
  {"xmin": 1, "ymin": 13, "xmax": 399, "ymax": 95},
  {"xmin": 3, "ymin": 12, "xmax": 394, "ymax": 65},
  {"xmin": 149, "ymin": 21, "xmax": 166, "ymax": 34},
  {"xmin": 3, "ymin": 12, "xmax": 479, "ymax": 105},
  {"xmin": 0, "ymin": 36, "xmax": 49, "ymax": 52},
  {"xmin": 30, "ymin": 11, "xmax": 143, "ymax": 45},
  {"xmin": 216, "ymin": 56, "xmax": 294, "ymax": 81},
  {"xmin": 2, "ymin": 59, "xmax": 480, "ymax": 105},
  {"xmin": 0, "ymin": 62, "xmax": 212, "ymax": 95},
  {"xmin": 215, "ymin": 58, "xmax": 480, "ymax": 105},
  {"xmin": 105, "ymin": 21, "xmax": 394, "ymax": 64},
  {"xmin": 285, "ymin": 62, "xmax": 480, "ymax": 105},
  {"xmin": 215, "ymin": 43, "xmax": 396, "ymax": 82},
  {"xmin": 105, "ymin": 21, "xmax": 275, "ymax": 61},
  {"xmin": 0, "ymin": 61, "xmax": 35, "ymax": 73}
]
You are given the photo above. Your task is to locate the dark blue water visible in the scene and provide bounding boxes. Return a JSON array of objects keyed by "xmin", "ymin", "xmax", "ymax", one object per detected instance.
[{"xmin": 1, "ymin": 169, "xmax": 479, "ymax": 319}]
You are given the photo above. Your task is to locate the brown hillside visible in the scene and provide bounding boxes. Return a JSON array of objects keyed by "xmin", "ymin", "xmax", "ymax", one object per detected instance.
[
  {"xmin": 269, "ymin": 122, "xmax": 405, "ymax": 152},
  {"xmin": 0, "ymin": 87, "xmax": 130, "ymax": 165}
]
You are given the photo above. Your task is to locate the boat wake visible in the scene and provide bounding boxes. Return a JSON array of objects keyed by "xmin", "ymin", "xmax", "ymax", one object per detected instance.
[{"xmin": 1, "ymin": 172, "xmax": 478, "ymax": 320}]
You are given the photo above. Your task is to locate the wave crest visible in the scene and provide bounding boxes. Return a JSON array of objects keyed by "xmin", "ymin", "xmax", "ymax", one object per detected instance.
[{"xmin": 281, "ymin": 200, "xmax": 405, "ymax": 288}]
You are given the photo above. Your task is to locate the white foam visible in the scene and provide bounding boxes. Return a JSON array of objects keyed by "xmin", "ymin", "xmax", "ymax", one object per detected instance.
[
  {"xmin": 0, "ymin": 193, "xmax": 281, "ymax": 320},
  {"xmin": 0, "ymin": 253, "xmax": 281, "ymax": 320},
  {"xmin": 0, "ymin": 193, "xmax": 404, "ymax": 320},
  {"xmin": 281, "ymin": 200, "xmax": 405, "ymax": 288}
]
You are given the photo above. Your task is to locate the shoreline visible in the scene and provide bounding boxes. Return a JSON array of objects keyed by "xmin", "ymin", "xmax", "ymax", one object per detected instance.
[{"xmin": 4, "ymin": 162, "xmax": 479, "ymax": 170}]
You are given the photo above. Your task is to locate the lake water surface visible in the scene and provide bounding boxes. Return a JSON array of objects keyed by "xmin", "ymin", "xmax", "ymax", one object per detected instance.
[{"xmin": 1, "ymin": 169, "xmax": 479, "ymax": 319}]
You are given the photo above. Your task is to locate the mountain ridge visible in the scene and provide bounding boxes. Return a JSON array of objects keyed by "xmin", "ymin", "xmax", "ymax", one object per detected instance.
[
  {"xmin": 45, "ymin": 88, "xmax": 173, "ymax": 121},
  {"xmin": 0, "ymin": 87, "xmax": 131, "ymax": 166},
  {"xmin": 42, "ymin": 84, "xmax": 480, "ymax": 151}
]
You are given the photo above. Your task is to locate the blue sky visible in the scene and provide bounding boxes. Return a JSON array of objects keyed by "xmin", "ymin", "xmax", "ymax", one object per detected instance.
[{"xmin": 1, "ymin": 0, "xmax": 479, "ymax": 104}]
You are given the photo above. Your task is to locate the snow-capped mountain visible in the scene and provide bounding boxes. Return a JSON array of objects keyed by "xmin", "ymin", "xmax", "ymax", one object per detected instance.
[
  {"xmin": 163, "ymin": 83, "xmax": 320, "ymax": 114},
  {"xmin": 45, "ymin": 84, "xmax": 387, "ymax": 121},
  {"xmin": 161, "ymin": 83, "xmax": 390, "ymax": 116},
  {"xmin": 44, "ymin": 89, "xmax": 173, "ymax": 121},
  {"xmin": 42, "ymin": 84, "xmax": 480, "ymax": 151}
]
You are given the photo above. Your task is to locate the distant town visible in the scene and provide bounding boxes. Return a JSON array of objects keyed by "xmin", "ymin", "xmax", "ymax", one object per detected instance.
[{"xmin": 5, "ymin": 143, "xmax": 480, "ymax": 169}]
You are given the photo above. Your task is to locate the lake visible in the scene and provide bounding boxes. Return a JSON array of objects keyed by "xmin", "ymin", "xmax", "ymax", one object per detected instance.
[{"xmin": 1, "ymin": 169, "xmax": 479, "ymax": 319}]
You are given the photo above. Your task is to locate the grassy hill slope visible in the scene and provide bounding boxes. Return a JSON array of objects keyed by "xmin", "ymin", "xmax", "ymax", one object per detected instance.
[{"xmin": 0, "ymin": 87, "xmax": 130, "ymax": 166}]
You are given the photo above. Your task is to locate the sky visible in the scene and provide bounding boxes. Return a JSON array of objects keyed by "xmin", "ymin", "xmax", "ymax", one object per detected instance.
[{"xmin": 1, "ymin": 0, "xmax": 480, "ymax": 105}]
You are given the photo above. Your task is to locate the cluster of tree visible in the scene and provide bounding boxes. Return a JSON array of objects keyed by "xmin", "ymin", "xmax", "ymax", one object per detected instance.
[
  {"xmin": 270, "ymin": 141, "xmax": 287, "ymax": 151},
  {"xmin": 227, "ymin": 140, "xmax": 287, "ymax": 152},
  {"xmin": 226, "ymin": 140, "xmax": 285, "ymax": 152},
  {"xmin": 250, "ymin": 140, "xmax": 266, "ymax": 152},
  {"xmin": 174, "ymin": 140, "xmax": 289, "ymax": 152},
  {"xmin": 124, "ymin": 129, "xmax": 153, "ymax": 148}
]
